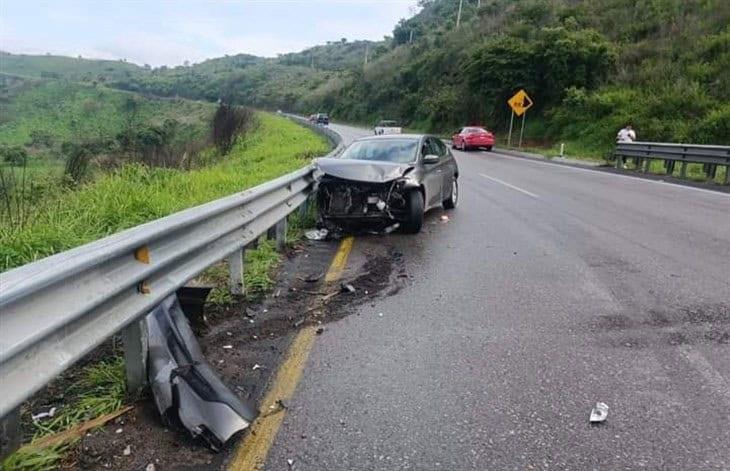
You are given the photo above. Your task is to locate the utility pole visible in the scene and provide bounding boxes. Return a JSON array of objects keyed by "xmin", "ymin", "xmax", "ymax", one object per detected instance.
[{"xmin": 456, "ymin": 0, "xmax": 464, "ymax": 28}]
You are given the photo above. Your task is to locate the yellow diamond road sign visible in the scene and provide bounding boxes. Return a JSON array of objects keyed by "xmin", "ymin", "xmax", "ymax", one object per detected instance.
[{"xmin": 507, "ymin": 89, "xmax": 533, "ymax": 117}]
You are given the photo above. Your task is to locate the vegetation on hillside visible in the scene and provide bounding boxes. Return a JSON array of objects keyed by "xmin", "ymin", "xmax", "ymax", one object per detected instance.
[
  {"xmin": 1, "ymin": 0, "xmax": 727, "ymax": 153},
  {"xmin": 0, "ymin": 112, "xmax": 327, "ymax": 271}
]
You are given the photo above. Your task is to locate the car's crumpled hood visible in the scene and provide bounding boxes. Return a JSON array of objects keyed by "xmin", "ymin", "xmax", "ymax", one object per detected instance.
[{"xmin": 315, "ymin": 158, "xmax": 414, "ymax": 183}]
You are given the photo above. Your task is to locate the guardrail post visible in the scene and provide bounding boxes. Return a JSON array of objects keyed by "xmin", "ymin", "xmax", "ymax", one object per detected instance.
[
  {"xmin": 724, "ymin": 166, "xmax": 729, "ymax": 185},
  {"xmin": 228, "ymin": 248, "xmax": 245, "ymax": 295},
  {"xmin": 642, "ymin": 158, "xmax": 650, "ymax": 173},
  {"xmin": 0, "ymin": 407, "xmax": 21, "ymax": 460},
  {"xmin": 122, "ymin": 320, "xmax": 148, "ymax": 397},
  {"xmin": 275, "ymin": 218, "xmax": 288, "ymax": 251},
  {"xmin": 615, "ymin": 154, "xmax": 622, "ymax": 169},
  {"xmin": 680, "ymin": 162, "xmax": 688, "ymax": 178}
]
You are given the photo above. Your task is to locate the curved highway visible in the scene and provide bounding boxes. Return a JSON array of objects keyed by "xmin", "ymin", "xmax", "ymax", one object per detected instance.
[{"xmin": 263, "ymin": 123, "xmax": 730, "ymax": 469}]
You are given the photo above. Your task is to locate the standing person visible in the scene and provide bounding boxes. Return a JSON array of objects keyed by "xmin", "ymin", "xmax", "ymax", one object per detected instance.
[
  {"xmin": 616, "ymin": 124, "xmax": 637, "ymax": 143},
  {"xmin": 616, "ymin": 124, "xmax": 637, "ymax": 169}
]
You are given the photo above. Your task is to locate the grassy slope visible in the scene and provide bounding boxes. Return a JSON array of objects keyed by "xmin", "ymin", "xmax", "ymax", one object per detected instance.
[
  {"xmin": 0, "ymin": 112, "xmax": 328, "ymax": 271},
  {"xmin": 0, "ymin": 75, "xmax": 213, "ymax": 149}
]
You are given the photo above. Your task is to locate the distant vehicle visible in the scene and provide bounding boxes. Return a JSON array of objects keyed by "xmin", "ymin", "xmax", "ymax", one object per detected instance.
[
  {"xmin": 452, "ymin": 127, "xmax": 495, "ymax": 151},
  {"xmin": 308, "ymin": 114, "xmax": 318, "ymax": 122},
  {"xmin": 314, "ymin": 134, "xmax": 458, "ymax": 234},
  {"xmin": 374, "ymin": 120, "xmax": 402, "ymax": 135},
  {"xmin": 316, "ymin": 113, "xmax": 329, "ymax": 125}
]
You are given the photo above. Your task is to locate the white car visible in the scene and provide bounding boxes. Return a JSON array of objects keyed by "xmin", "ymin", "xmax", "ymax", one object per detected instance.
[{"xmin": 374, "ymin": 120, "xmax": 402, "ymax": 135}]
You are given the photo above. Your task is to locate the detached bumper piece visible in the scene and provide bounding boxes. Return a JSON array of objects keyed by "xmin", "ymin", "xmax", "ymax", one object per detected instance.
[{"xmin": 146, "ymin": 295, "xmax": 257, "ymax": 450}]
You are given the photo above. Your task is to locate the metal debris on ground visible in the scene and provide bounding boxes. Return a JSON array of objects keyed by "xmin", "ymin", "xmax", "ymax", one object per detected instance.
[
  {"xmin": 145, "ymin": 464, "xmax": 155, "ymax": 471},
  {"xmin": 340, "ymin": 282, "xmax": 356, "ymax": 293},
  {"xmin": 440, "ymin": 215, "xmax": 450, "ymax": 223},
  {"xmin": 316, "ymin": 327, "xmax": 325, "ymax": 335},
  {"xmin": 222, "ymin": 345, "xmax": 233, "ymax": 349},
  {"xmin": 252, "ymin": 364, "xmax": 265, "ymax": 371},
  {"xmin": 115, "ymin": 428, "xmax": 123, "ymax": 434},
  {"xmin": 31, "ymin": 407, "xmax": 57, "ymax": 422},
  {"xmin": 589, "ymin": 402, "xmax": 609, "ymax": 423},
  {"xmin": 305, "ymin": 228, "xmax": 329, "ymax": 241},
  {"xmin": 146, "ymin": 295, "xmax": 257, "ymax": 451},
  {"xmin": 123, "ymin": 445, "xmax": 131, "ymax": 456},
  {"xmin": 287, "ymin": 458, "xmax": 295, "ymax": 467}
]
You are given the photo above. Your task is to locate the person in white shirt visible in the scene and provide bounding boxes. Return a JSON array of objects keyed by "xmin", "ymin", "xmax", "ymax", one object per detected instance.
[{"xmin": 616, "ymin": 125, "xmax": 637, "ymax": 143}]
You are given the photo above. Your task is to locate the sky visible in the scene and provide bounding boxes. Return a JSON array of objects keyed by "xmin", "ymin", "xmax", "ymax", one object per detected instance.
[{"xmin": 0, "ymin": 0, "xmax": 420, "ymax": 67}]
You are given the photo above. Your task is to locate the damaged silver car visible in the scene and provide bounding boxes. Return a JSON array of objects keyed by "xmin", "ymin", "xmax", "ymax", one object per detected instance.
[{"xmin": 314, "ymin": 134, "xmax": 459, "ymax": 233}]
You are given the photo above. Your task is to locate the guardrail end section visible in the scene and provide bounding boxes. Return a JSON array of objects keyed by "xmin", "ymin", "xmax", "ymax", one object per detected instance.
[{"xmin": 123, "ymin": 319, "xmax": 149, "ymax": 398}]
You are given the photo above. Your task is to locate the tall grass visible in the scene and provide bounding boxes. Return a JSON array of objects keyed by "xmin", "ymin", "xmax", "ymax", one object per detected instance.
[{"xmin": 0, "ymin": 113, "xmax": 328, "ymax": 271}]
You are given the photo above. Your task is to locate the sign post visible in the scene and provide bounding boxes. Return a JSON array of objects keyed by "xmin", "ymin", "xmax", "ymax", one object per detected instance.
[
  {"xmin": 507, "ymin": 89, "xmax": 533, "ymax": 148},
  {"xmin": 507, "ymin": 110, "xmax": 515, "ymax": 147}
]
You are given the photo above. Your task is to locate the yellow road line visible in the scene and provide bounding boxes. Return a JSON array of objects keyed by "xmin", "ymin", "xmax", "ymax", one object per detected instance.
[{"xmin": 229, "ymin": 236, "xmax": 355, "ymax": 471}]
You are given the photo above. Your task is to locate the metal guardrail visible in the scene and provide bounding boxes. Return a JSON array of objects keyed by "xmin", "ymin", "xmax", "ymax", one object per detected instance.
[
  {"xmin": 0, "ymin": 118, "xmax": 342, "ymax": 427},
  {"xmin": 614, "ymin": 141, "xmax": 730, "ymax": 182}
]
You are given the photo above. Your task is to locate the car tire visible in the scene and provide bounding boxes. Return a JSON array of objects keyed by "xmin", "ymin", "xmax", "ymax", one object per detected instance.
[
  {"xmin": 403, "ymin": 190, "xmax": 424, "ymax": 234},
  {"xmin": 486, "ymin": 145, "xmax": 493, "ymax": 152},
  {"xmin": 462, "ymin": 141, "xmax": 469, "ymax": 152},
  {"xmin": 443, "ymin": 178, "xmax": 458, "ymax": 209}
]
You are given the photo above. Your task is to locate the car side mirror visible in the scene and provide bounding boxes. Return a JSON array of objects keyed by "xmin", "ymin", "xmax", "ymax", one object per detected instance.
[{"xmin": 423, "ymin": 154, "xmax": 439, "ymax": 164}]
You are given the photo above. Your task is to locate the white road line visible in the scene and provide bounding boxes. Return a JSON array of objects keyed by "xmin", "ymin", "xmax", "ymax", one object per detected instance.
[
  {"xmin": 478, "ymin": 173, "xmax": 539, "ymax": 198},
  {"xmin": 678, "ymin": 344, "xmax": 730, "ymax": 407},
  {"xmin": 488, "ymin": 151, "xmax": 730, "ymax": 199}
]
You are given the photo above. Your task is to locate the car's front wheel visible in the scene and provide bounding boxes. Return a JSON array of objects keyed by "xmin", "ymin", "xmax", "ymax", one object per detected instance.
[
  {"xmin": 486, "ymin": 145, "xmax": 493, "ymax": 152},
  {"xmin": 402, "ymin": 190, "xmax": 424, "ymax": 234},
  {"xmin": 443, "ymin": 178, "xmax": 458, "ymax": 209}
]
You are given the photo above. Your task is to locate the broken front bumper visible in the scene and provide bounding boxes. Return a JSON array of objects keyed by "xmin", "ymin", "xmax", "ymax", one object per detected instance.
[{"xmin": 316, "ymin": 176, "xmax": 410, "ymax": 229}]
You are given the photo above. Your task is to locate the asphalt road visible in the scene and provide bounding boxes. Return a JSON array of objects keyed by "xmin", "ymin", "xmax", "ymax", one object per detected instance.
[{"xmin": 265, "ymin": 124, "xmax": 730, "ymax": 470}]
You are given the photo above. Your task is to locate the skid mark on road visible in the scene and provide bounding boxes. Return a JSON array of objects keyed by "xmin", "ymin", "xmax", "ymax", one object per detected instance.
[
  {"xmin": 478, "ymin": 172, "xmax": 540, "ymax": 198},
  {"xmin": 229, "ymin": 236, "xmax": 355, "ymax": 471},
  {"xmin": 677, "ymin": 344, "xmax": 730, "ymax": 407}
]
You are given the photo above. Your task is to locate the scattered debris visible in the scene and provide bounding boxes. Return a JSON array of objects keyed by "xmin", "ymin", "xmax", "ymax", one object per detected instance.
[
  {"xmin": 123, "ymin": 445, "xmax": 131, "ymax": 456},
  {"xmin": 146, "ymin": 296, "xmax": 257, "ymax": 451},
  {"xmin": 252, "ymin": 364, "xmax": 266, "ymax": 371},
  {"xmin": 316, "ymin": 327, "xmax": 325, "ymax": 335},
  {"xmin": 287, "ymin": 458, "xmax": 295, "ymax": 467},
  {"xmin": 340, "ymin": 282, "xmax": 356, "ymax": 294},
  {"xmin": 18, "ymin": 406, "xmax": 133, "ymax": 452},
  {"xmin": 302, "ymin": 272, "xmax": 323, "ymax": 283},
  {"xmin": 382, "ymin": 223, "xmax": 400, "ymax": 234},
  {"xmin": 378, "ymin": 312, "xmax": 384, "ymax": 317},
  {"xmin": 276, "ymin": 399, "xmax": 288, "ymax": 410},
  {"xmin": 146, "ymin": 464, "xmax": 156, "ymax": 471},
  {"xmin": 115, "ymin": 428, "xmax": 123, "ymax": 434},
  {"xmin": 305, "ymin": 228, "xmax": 329, "ymax": 241},
  {"xmin": 440, "ymin": 215, "xmax": 450, "ymax": 223},
  {"xmin": 293, "ymin": 318, "xmax": 306, "ymax": 328},
  {"xmin": 274, "ymin": 288, "xmax": 282, "ymax": 298},
  {"xmin": 222, "ymin": 345, "xmax": 233, "ymax": 349},
  {"xmin": 589, "ymin": 402, "xmax": 609, "ymax": 423},
  {"xmin": 226, "ymin": 331, "xmax": 233, "ymax": 336},
  {"xmin": 31, "ymin": 407, "xmax": 57, "ymax": 422}
]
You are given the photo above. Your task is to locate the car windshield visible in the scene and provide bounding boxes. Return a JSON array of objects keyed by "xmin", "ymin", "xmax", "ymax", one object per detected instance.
[
  {"xmin": 465, "ymin": 127, "xmax": 486, "ymax": 133},
  {"xmin": 340, "ymin": 139, "xmax": 418, "ymax": 164},
  {"xmin": 379, "ymin": 121, "xmax": 398, "ymax": 126}
]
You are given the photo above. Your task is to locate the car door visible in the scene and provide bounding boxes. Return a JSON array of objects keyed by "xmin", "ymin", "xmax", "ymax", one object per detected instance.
[
  {"xmin": 434, "ymin": 138, "xmax": 455, "ymax": 193},
  {"xmin": 421, "ymin": 137, "xmax": 444, "ymax": 208}
]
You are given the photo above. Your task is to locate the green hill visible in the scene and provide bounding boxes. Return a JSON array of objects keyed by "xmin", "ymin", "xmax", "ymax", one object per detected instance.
[{"xmin": 2, "ymin": 0, "xmax": 727, "ymax": 152}]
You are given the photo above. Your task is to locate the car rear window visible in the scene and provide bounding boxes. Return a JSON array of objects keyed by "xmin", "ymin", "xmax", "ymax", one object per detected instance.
[{"xmin": 465, "ymin": 127, "xmax": 487, "ymax": 133}]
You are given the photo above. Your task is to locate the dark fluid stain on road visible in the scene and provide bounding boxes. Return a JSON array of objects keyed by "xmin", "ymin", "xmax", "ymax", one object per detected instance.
[{"xmin": 592, "ymin": 303, "xmax": 730, "ymax": 349}]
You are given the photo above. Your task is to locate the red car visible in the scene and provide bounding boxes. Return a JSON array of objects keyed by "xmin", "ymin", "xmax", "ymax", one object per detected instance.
[{"xmin": 451, "ymin": 127, "xmax": 495, "ymax": 151}]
